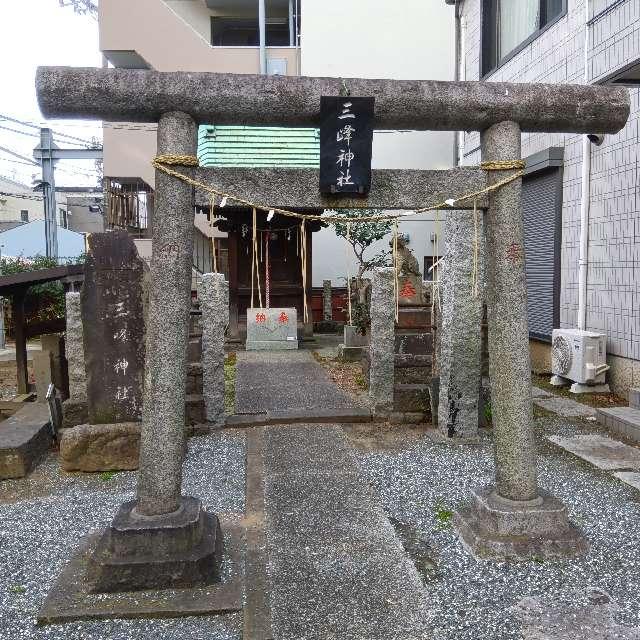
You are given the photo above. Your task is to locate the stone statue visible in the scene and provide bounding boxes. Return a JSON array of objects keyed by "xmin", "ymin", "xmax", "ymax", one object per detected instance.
[{"xmin": 390, "ymin": 236, "xmax": 421, "ymax": 277}]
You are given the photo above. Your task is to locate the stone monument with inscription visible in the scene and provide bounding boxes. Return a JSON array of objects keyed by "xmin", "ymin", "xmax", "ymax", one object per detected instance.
[
  {"xmin": 246, "ymin": 307, "xmax": 298, "ymax": 350},
  {"xmin": 59, "ymin": 230, "xmax": 145, "ymax": 472},
  {"xmin": 82, "ymin": 230, "xmax": 145, "ymax": 424}
]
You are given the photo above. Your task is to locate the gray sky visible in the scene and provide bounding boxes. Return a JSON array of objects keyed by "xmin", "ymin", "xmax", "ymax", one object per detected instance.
[{"xmin": 0, "ymin": 1, "xmax": 102, "ymax": 187}]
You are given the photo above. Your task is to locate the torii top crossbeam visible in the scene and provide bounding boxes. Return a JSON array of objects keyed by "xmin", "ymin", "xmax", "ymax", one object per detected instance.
[{"xmin": 36, "ymin": 67, "xmax": 629, "ymax": 135}]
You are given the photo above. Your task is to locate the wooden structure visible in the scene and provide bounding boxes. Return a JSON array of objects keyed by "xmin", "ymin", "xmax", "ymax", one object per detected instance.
[
  {"xmin": 214, "ymin": 207, "xmax": 322, "ymax": 338},
  {"xmin": 0, "ymin": 265, "xmax": 84, "ymax": 394}
]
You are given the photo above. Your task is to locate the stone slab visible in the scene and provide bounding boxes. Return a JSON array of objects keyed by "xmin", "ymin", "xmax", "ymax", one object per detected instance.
[
  {"xmin": 337, "ymin": 344, "xmax": 364, "ymax": 361},
  {"xmin": 37, "ymin": 520, "xmax": 244, "ymax": 625},
  {"xmin": 343, "ymin": 325, "xmax": 368, "ymax": 348},
  {"xmin": 59, "ymin": 422, "xmax": 141, "ymax": 472},
  {"xmin": 515, "ymin": 592, "xmax": 640, "ymax": 639},
  {"xmin": 613, "ymin": 471, "xmax": 640, "ymax": 491},
  {"xmin": 65, "ymin": 292, "xmax": 86, "ymax": 401},
  {"xmin": 630, "ymin": 388, "xmax": 640, "ymax": 409},
  {"xmin": 33, "ymin": 350, "xmax": 53, "ymax": 403},
  {"xmin": 0, "ymin": 403, "xmax": 52, "ymax": 479},
  {"xmin": 547, "ymin": 434, "xmax": 640, "ymax": 471},
  {"xmin": 531, "ymin": 386, "xmax": 553, "ymax": 398},
  {"xmin": 235, "ymin": 351, "xmax": 362, "ymax": 414},
  {"xmin": 533, "ymin": 396, "xmax": 597, "ymax": 418},
  {"xmin": 246, "ymin": 308, "xmax": 298, "ymax": 351},
  {"xmin": 82, "ymin": 230, "xmax": 145, "ymax": 424}
]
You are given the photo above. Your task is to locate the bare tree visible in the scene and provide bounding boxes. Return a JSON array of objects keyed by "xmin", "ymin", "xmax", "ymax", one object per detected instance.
[{"xmin": 59, "ymin": 0, "xmax": 98, "ymax": 19}]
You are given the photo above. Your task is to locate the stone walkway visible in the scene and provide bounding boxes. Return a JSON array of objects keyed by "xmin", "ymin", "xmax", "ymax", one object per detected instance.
[
  {"xmin": 262, "ymin": 424, "xmax": 433, "ymax": 639},
  {"xmin": 235, "ymin": 350, "xmax": 365, "ymax": 414}
]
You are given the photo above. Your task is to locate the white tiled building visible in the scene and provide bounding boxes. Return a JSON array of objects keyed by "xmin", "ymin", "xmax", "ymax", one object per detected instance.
[{"xmin": 450, "ymin": 0, "xmax": 640, "ymax": 396}]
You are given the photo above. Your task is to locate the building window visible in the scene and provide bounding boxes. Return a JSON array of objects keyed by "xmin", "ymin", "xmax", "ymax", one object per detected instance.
[
  {"xmin": 211, "ymin": 17, "xmax": 290, "ymax": 47},
  {"xmin": 59, "ymin": 208, "xmax": 68, "ymax": 228},
  {"xmin": 482, "ymin": 0, "xmax": 566, "ymax": 76},
  {"xmin": 20, "ymin": 210, "xmax": 28, "ymax": 222},
  {"xmin": 522, "ymin": 167, "xmax": 562, "ymax": 341},
  {"xmin": 423, "ymin": 256, "xmax": 440, "ymax": 282}
]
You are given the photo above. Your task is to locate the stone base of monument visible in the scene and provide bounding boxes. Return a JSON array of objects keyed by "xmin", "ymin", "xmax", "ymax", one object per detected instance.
[
  {"xmin": 59, "ymin": 422, "xmax": 141, "ymax": 472},
  {"xmin": 245, "ymin": 307, "xmax": 298, "ymax": 350},
  {"xmin": 454, "ymin": 485, "xmax": 589, "ymax": 561},
  {"xmin": 38, "ymin": 511, "xmax": 242, "ymax": 625}
]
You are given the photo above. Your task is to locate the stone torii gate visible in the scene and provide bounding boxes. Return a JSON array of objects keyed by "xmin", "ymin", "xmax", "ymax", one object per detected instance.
[{"xmin": 36, "ymin": 67, "xmax": 628, "ymax": 592}]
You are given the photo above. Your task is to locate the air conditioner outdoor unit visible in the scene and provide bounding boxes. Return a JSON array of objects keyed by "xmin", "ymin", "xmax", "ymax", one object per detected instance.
[{"xmin": 550, "ymin": 328, "xmax": 610, "ymax": 394}]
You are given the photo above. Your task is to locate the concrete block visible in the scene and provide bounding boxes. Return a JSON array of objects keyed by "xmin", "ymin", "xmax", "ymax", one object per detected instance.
[
  {"xmin": 246, "ymin": 308, "xmax": 298, "ymax": 351},
  {"xmin": 0, "ymin": 403, "xmax": 52, "ymax": 479}
]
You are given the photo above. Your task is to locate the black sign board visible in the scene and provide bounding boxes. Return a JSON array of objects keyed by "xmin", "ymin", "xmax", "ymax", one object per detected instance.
[{"xmin": 320, "ymin": 96, "xmax": 375, "ymax": 195}]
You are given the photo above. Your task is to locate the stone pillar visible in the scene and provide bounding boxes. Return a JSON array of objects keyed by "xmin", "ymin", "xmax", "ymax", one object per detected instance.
[
  {"xmin": 482, "ymin": 121, "xmax": 537, "ymax": 502},
  {"xmin": 87, "ymin": 112, "xmax": 223, "ymax": 593},
  {"xmin": 65, "ymin": 292, "xmax": 86, "ymax": 400},
  {"xmin": 137, "ymin": 111, "xmax": 197, "ymax": 517},
  {"xmin": 368, "ymin": 267, "xmax": 395, "ymax": 415},
  {"xmin": 200, "ymin": 273, "xmax": 228, "ymax": 424},
  {"xmin": 453, "ymin": 121, "xmax": 587, "ymax": 560},
  {"xmin": 438, "ymin": 211, "xmax": 483, "ymax": 439},
  {"xmin": 322, "ymin": 279, "xmax": 332, "ymax": 321}
]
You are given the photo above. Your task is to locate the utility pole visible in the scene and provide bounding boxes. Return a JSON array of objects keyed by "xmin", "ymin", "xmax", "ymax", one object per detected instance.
[
  {"xmin": 36, "ymin": 129, "xmax": 58, "ymax": 258},
  {"xmin": 33, "ymin": 130, "xmax": 103, "ymax": 260}
]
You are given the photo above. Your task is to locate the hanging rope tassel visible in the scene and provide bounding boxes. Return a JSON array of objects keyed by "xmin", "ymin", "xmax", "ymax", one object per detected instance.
[
  {"xmin": 392, "ymin": 220, "xmax": 400, "ymax": 323},
  {"xmin": 472, "ymin": 198, "xmax": 479, "ymax": 298},
  {"xmin": 265, "ymin": 231, "xmax": 271, "ymax": 309},
  {"xmin": 210, "ymin": 194, "xmax": 218, "ymax": 273},
  {"xmin": 346, "ymin": 221, "xmax": 353, "ymax": 326},
  {"xmin": 300, "ymin": 220, "xmax": 309, "ymax": 324}
]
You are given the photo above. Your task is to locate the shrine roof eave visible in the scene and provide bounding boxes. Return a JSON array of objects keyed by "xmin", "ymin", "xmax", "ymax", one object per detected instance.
[
  {"xmin": 194, "ymin": 167, "xmax": 488, "ymax": 211},
  {"xmin": 36, "ymin": 67, "xmax": 630, "ymax": 135}
]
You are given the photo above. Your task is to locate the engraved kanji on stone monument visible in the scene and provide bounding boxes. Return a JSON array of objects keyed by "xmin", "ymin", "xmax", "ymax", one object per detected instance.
[{"xmin": 81, "ymin": 230, "xmax": 145, "ymax": 424}]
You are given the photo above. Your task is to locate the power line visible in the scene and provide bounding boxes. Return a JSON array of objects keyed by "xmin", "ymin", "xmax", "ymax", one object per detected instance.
[
  {"xmin": 0, "ymin": 145, "xmax": 39, "ymax": 166},
  {"xmin": 0, "ymin": 191, "xmax": 43, "ymax": 202},
  {"xmin": 0, "ymin": 113, "xmax": 98, "ymax": 148}
]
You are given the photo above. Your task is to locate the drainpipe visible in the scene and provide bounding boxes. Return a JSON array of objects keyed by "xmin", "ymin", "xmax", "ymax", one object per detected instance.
[
  {"xmin": 578, "ymin": 0, "xmax": 591, "ymax": 331},
  {"xmin": 288, "ymin": 0, "xmax": 294, "ymax": 47},
  {"xmin": 259, "ymin": 0, "xmax": 267, "ymax": 75},
  {"xmin": 453, "ymin": 1, "xmax": 461, "ymax": 166}
]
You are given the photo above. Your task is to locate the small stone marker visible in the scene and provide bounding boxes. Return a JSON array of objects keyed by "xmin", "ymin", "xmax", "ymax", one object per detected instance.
[
  {"xmin": 438, "ymin": 211, "xmax": 483, "ymax": 439},
  {"xmin": 246, "ymin": 307, "xmax": 298, "ymax": 350},
  {"xmin": 65, "ymin": 292, "xmax": 86, "ymax": 401},
  {"xmin": 200, "ymin": 273, "xmax": 228, "ymax": 423},
  {"xmin": 397, "ymin": 275, "xmax": 426, "ymax": 306},
  {"xmin": 322, "ymin": 279, "xmax": 332, "ymax": 320},
  {"xmin": 369, "ymin": 268, "xmax": 395, "ymax": 415},
  {"xmin": 81, "ymin": 230, "xmax": 145, "ymax": 424}
]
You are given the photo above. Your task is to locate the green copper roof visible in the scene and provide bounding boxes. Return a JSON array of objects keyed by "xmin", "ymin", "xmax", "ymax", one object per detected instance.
[{"xmin": 198, "ymin": 125, "xmax": 320, "ymax": 168}]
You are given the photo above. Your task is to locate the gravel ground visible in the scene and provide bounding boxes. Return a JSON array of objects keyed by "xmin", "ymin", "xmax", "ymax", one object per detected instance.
[
  {"xmin": 352, "ymin": 417, "xmax": 640, "ymax": 639},
  {"xmin": 0, "ymin": 431, "xmax": 246, "ymax": 639}
]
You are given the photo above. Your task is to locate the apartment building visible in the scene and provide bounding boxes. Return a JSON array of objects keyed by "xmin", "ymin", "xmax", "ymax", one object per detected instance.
[
  {"xmin": 448, "ymin": 0, "xmax": 640, "ymax": 396},
  {"xmin": 98, "ymin": 0, "xmax": 455, "ymax": 292}
]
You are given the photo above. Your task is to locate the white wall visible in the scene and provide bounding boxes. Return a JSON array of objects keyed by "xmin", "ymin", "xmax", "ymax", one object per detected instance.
[{"xmin": 302, "ymin": 0, "xmax": 456, "ymax": 285}]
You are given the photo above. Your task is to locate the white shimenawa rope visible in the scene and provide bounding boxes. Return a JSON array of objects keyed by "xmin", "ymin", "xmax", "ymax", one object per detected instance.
[{"xmin": 251, "ymin": 208, "xmax": 262, "ymax": 309}]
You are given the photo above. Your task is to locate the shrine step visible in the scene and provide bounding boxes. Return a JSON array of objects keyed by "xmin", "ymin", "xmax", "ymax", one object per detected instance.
[
  {"xmin": 395, "ymin": 366, "xmax": 432, "ymax": 385},
  {"xmin": 393, "ymin": 383, "xmax": 431, "ymax": 415},
  {"xmin": 186, "ymin": 362, "xmax": 203, "ymax": 395},
  {"xmin": 185, "ymin": 394, "xmax": 205, "ymax": 425},
  {"xmin": 394, "ymin": 332, "xmax": 432, "ymax": 356},
  {"xmin": 187, "ymin": 337, "xmax": 202, "ymax": 362},
  {"xmin": 396, "ymin": 307, "xmax": 431, "ymax": 330}
]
